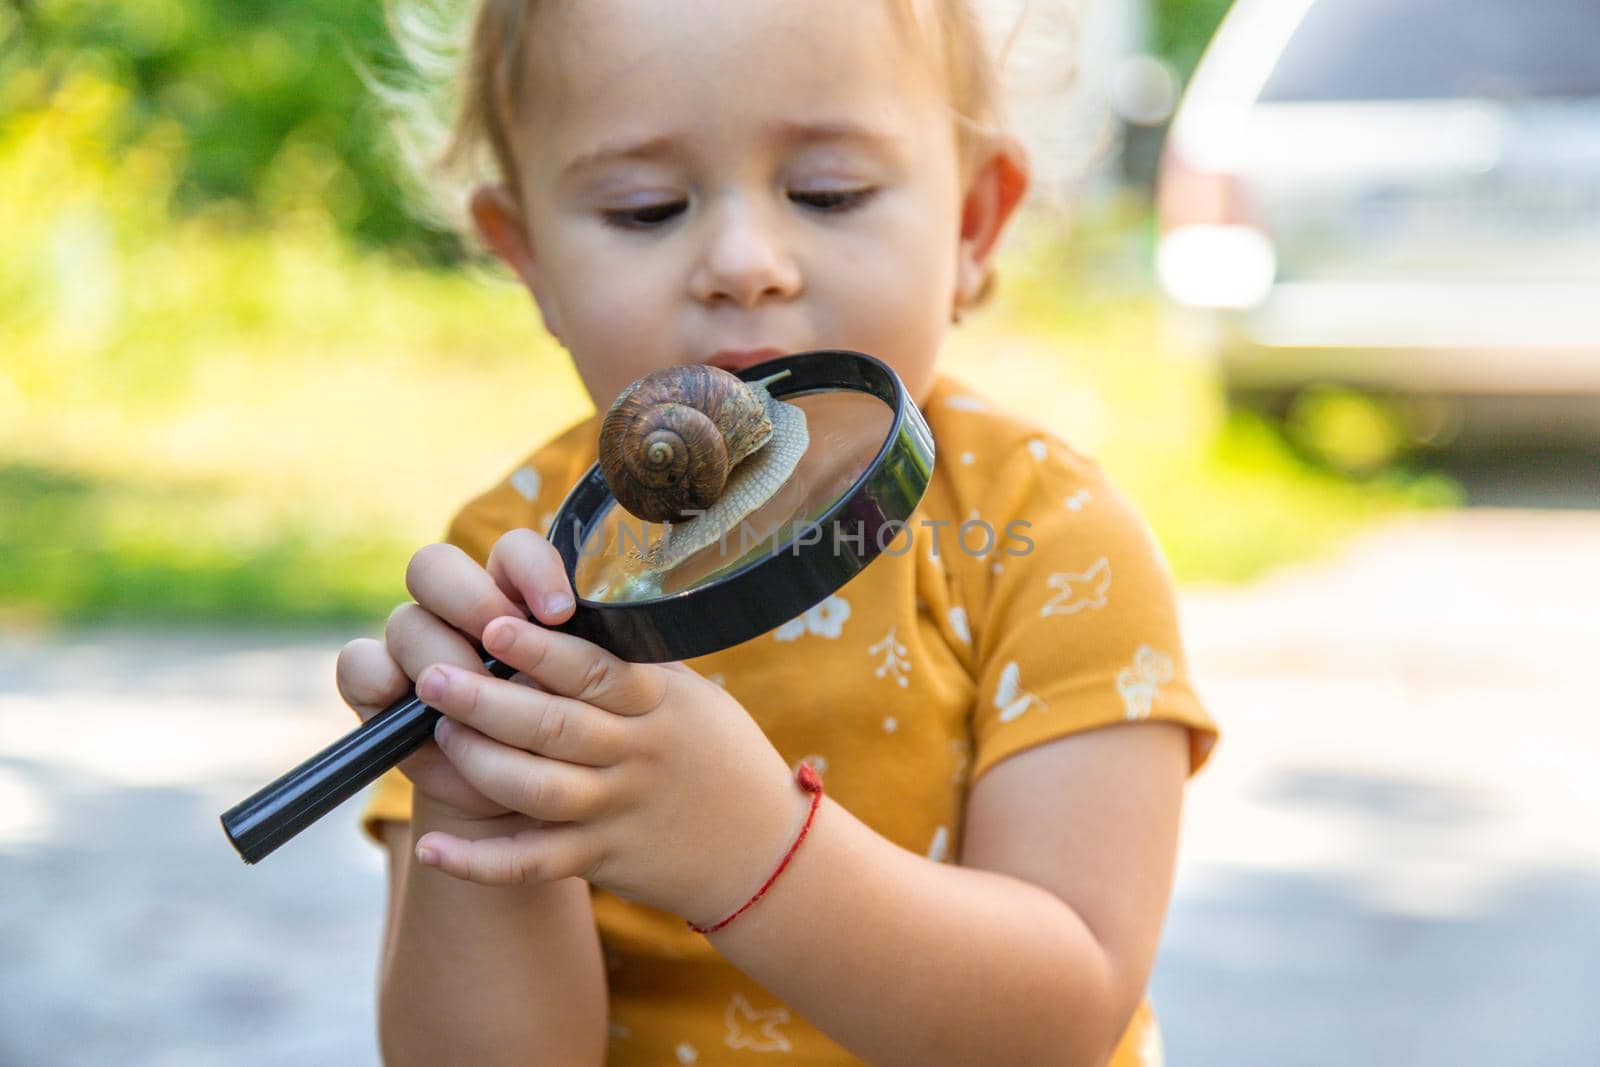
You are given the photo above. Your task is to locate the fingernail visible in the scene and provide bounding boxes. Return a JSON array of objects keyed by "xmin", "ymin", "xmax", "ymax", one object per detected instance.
[
  {"xmin": 418, "ymin": 666, "xmax": 448, "ymax": 703},
  {"xmin": 543, "ymin": 592, "xmax": 573, "ymax": 617},
  {"xmin": 416, "ymin": 845, "xmax": 437, "ymax": 866},
  {"xmin": 484, "ymin": 619, "xmax": 515, "ymax": 654},
  {"xmin": 434, "ymin": 717, "xmax": 453, "ymax": 743}
]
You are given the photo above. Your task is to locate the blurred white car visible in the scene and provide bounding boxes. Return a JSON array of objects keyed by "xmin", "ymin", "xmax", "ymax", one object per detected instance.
[{"xmin": 1156, "ymin": 0, "xmax": 1600, "ymax": 438}]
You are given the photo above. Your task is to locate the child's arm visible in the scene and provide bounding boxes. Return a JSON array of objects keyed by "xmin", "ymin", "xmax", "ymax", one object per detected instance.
[
  {"xmin": 374, "ymin": 808, "xmax": 607, "ymax": 1067},
  {"xmin": 336, "ymin": 535, "xmax": 612, "ymax": 1065},
  {"xmin": 409, "ymin": 600, "xmax": 1193, "ymax": 1067},
  {"xmin": 699, "ymin": 720, "xmax": 1191, "ymax": 1067}
]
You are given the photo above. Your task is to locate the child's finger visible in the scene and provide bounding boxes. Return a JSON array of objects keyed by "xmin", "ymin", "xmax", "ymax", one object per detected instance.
[
  {"xmin": 414, "ymin": 823, "xmax": 598, "ymax": 888},
  {"xmin": 414, "ymin": 664, "xmax": 627, "ymax": 767},
  {"xmin": 433, "ymin": 719, "xmax": 609, "ymax": 824},
  {"xmin": 403, "ymin": 541, "xmax": 528, "ymax": 646},
  {"xmin": 384, "ymin": 601, "xmax": 503, "ymax": 688},
  {"xmin": 335, "ymin": 637, "xmax": 411, "ymax": 719},
  {"xmin": 486, "ymin": 528, "xmax": 576, "ymax": 627},
  {"xmin": 480, "ymin": 615, "xmax": 667, "ymax": 717}
]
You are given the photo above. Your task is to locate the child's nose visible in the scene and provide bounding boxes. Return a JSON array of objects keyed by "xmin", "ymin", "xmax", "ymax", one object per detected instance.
[{"xmin": 690, "ymin": 201, "xmax": 802, "ymax": 308}]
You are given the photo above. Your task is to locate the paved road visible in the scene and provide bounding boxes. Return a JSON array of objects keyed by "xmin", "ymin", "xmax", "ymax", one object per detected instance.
[
  {"xmin": 1156, "ymin": 508, "xmax": 1600, "ymax": 1065},
  {"xmin": 3, "ymin": 507, "xmax": 1598, "ymax": 1065}
]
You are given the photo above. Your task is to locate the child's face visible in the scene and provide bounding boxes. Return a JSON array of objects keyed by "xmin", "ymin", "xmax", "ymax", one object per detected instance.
[{"xmin": 491, "ymin": 0, "xmax": 985, "ymax": 411}]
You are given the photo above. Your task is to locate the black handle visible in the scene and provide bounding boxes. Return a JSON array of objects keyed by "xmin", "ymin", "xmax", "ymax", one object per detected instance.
[{"xmin": 219, "ymin": 656, "xmax": 520, "ymax": 864}]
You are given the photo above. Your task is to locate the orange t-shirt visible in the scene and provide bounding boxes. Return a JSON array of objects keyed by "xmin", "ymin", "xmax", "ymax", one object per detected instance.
[{"xmin": 360, "ymin": 372, "xmax": 1218, "ymax": 1065}]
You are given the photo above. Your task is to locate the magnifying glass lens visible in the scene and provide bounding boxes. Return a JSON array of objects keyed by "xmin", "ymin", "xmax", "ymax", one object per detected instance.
[{"xmin": 574, "ymin": 389, "xmax": 893, "ymax": 603}]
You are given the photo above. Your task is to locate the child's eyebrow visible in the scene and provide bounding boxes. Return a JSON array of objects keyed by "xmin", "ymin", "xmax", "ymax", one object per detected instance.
[
  {"xmin": 560, "ymin": 121, "xmax": 904, "ymax": 181},
  {"xmin": 561, "ymin": 135, "xmax": 678, "ymax": 181},
  {"xmin": 765, "ymin": 119, "xmax": 906, "ymax": 154}
]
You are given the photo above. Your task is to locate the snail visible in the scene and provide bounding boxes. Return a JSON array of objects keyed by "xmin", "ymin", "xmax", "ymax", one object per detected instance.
[
  {"xmin": 599, "ymin": 364, "xmax": 775, "ymax": 523},
  {"xmin": 597, "ymin": 363, "xmax": 810, "ymax": 582}
]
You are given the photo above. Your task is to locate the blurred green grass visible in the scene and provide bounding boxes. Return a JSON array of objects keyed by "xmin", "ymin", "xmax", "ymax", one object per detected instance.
[{"xmin": 0, "ymin": 69, "xmax": 1457, "ymax": 629}]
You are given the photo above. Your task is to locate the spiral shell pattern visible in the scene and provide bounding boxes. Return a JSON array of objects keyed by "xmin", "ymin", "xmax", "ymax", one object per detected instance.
[{"xmin": 599, "ymin": 364, "xmax": 774, "ymax": 522}]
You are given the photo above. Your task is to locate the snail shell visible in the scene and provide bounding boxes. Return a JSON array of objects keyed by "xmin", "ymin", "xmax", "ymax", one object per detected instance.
[{"xmin": 599, "ymin": 364, "xmax": 774, "ymax": 522}]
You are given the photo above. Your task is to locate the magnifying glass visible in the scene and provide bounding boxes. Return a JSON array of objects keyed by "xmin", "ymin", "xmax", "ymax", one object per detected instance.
[{"xmin": 220, "ymin": 350, "xmax": 934, "ymax": 863}]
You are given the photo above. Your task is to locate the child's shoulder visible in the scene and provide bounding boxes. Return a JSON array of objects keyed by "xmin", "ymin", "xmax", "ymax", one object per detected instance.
[
  {"xmin": 919, "ymin": 373, "xmax": 1168, "ymax": 584},
  {"xmin": 922, "ymin": 372, "xmax": 1106, "ymax": 501}
]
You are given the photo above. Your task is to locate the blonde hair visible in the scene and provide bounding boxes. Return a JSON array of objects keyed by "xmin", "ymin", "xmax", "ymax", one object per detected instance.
[{"xmin": 382, "ymin": 1, "xmax": 1089, "ymax": 299}]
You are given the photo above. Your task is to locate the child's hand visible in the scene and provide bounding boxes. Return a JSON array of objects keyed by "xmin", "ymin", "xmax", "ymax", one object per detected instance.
[
  {"xmin": 334, "ymin": 530, "xmax": 579, "ymax": 824},
  {"xmin": 407, "ymin": 613, "xmax": 809, "ymax": 928}
]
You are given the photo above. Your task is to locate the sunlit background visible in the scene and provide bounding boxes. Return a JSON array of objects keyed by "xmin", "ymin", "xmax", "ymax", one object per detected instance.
[{"xmin": 3, "ymin": 0, "xmax": 1597, "ymax": 1063}]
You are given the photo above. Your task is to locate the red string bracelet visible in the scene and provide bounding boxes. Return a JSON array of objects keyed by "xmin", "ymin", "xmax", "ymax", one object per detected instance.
[{"xmin": 687, "ymin": 762, "xmax": 824, "ymax": 935}]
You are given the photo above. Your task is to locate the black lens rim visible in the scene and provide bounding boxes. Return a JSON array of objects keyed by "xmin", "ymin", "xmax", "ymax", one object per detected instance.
[{"xmin": 547, "ymin": 350, "xmax": 934, "ymax": 663}]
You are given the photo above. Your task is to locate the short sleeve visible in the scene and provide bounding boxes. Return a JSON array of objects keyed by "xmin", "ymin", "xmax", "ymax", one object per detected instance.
[{"xmin": 959, "ymin": 434, "xmax": 1218, "ymax": 785}]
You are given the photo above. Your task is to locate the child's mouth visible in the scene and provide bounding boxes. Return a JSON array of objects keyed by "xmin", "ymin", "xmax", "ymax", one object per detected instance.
[{"xmin": 703, "ymin": 348, "xmax": 786, "ymax": 374}]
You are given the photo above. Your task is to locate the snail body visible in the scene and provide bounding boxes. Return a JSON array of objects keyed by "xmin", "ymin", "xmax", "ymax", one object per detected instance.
[{"xmin": 599, "ymin": 364, "xmax": 776, "ymax": 522}]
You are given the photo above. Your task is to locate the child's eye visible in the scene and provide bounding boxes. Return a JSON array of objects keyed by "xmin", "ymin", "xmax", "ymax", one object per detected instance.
[
  {"xmin": 789, "ymin": 188, "xmax": 875, "ymax": 212},
  {"xmin": 603, "ymin": 201, "xmax": 687, "ymax": 229}
]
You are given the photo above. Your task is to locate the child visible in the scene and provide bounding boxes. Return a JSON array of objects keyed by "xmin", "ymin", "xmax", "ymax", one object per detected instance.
[{"xmin": 341, "ymin": 1, "xmax": 1218, "ymax": 1064}]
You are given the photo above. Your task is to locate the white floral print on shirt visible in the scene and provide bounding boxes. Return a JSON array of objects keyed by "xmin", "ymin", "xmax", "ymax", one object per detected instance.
[
  {"xmin": 1118, "ymin": 645, "xmax": 1174, "ymax": 720},
  {"xmin": 944, "ymin": 394, "xmax": 989, "ymax": 412},
  {"xmin": 508, "ymin": 465, "xmax": 541, "ymax": 502},
  {"xmin": 724, "ymin": 993, "xmax": 793, "ymax": 1052},
  {"xmin": 1040, "ymin": 558, "xmax": 1112, "ymax": 618},
  {"xmin": 994, "ymin": 660, "xmax": 1045, "ymax": 723},
  {"xmin": 949, "ymin": 738, "xmax": 972, "ymax": 785},
  {"xmin": 868, "ymin": 626, "xmax": 911, "ymax": 687},
  {"xmin": 773, "ymin": 595, "xmax": 851, "ymax": 641},
  {"xmin": 947, "ymin": 606, "xmax": 971, "ymax": 646}
]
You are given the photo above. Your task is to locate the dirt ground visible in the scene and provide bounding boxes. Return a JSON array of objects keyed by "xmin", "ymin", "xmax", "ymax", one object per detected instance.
[{"xmin": 3, "ymin": 501, "xmax": 1597, "ymax": 1065}]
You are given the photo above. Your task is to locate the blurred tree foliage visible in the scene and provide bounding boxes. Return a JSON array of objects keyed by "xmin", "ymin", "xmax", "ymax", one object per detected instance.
[
  {"xmin": 1153, "ymin": 0, "xmax": 1236, "ymax": 82},
  {"xmin": 4, "ymin": 0, "xmax": 1236, "ymax": 259},
  {"xmin": 4, "ymin": 0, "xmax": 459, "ymax": 259}
]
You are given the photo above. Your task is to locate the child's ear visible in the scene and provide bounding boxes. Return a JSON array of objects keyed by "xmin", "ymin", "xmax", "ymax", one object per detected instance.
[
  {"xmin": 954, "ymin": 138, "xmax": 1031, "ymax": 311},
  {"xmin": 469, "ymin": 184, "xmax": 563, "ymax": 340}
]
